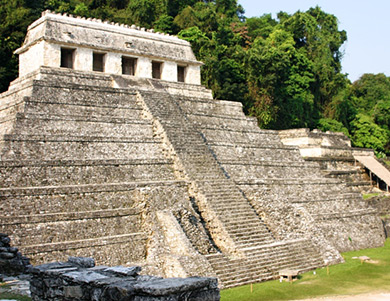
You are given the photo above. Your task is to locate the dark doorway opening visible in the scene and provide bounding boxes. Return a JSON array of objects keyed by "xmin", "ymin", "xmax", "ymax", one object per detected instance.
[
  {"xmin": 122, "ymin": 57, "xmax": 137, "ymax": 75},
  {"xmin": 93, "ymin": 52, "xmax": 105, "ymax": 72},
  {"xmin": 60, "ymin": 48, "xmax": 75, "ymax": 69},
  {"xmin": 177, "ymin": 65, "xmax": 186, "ymax": 82},
  {"xmin": 152, "ymin": 61, "xmax": 162, "ymax": 79}
]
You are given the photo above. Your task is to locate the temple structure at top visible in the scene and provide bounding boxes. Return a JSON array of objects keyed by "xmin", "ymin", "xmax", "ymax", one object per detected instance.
[{"xmin": 15, "ymin": 10, "xmax": 202, "ymax": 84}]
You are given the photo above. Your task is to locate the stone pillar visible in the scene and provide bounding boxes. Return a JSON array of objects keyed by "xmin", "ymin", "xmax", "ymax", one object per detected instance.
[
  {"xmin": 18, "ymin": 41, "xmax": 45, "ymax": 77},
  {"xmin": 105, "ymin": 52, "xmax": 121, "ymax": 74},
  {"xmin": 161, "ymin": 61, "xmax": 177, "ymax": 82},
  {"xmin": 43, "ymin": 42, "xmax": 60, "ymax": 69},
  {"xmin": 186, "ymin": 65, "xmax": 201, "ymax": 85},
  {"xmin": 137, "ymin": 57, "xmax": 152, "ymax": 78},
  {"xmin": 74, "ymin": 47, "xmax": 93, "ymax": 72}
]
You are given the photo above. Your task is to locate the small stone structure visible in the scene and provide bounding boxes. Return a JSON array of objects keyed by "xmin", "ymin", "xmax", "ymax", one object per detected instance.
[
  {"xmin": 278, "ymin": 269, "xmax": 299, "ymax": 282},
  {"xmin": 29, "ymin": 257, "xmax": 219, "ymax": 300},
  {"xmin": 278, "ymin": 128, "xmax": 373, "ymax": 158},
  {"xmin": 0, "ymin": 233, "xmax": 31, "ymax": 276},
  {"xmin": 279, "ymin": 128, "xmax": 390, "ymax": 192}
]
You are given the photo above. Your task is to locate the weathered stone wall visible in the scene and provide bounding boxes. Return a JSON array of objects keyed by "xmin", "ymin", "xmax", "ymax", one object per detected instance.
[{"xmin": 29, "ymin": 257, "xmax": 220, "ymax": 301}]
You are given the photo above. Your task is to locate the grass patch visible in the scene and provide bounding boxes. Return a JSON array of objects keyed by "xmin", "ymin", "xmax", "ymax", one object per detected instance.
[
  {"xmin": 0, "ymin": 291, "xmax": 30, "ymax": 300},
  {"xmin": 363, "ymin": 193, "xmax": 380, "ymax": 200},
  {"xmin": 221, "ymin": 239, "xmax": 390, "ymax": 301}
]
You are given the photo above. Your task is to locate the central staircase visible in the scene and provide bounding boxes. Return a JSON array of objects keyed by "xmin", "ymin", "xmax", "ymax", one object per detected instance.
[{"xmin": 139, "ymin": 89, "xmax": 325, "ymax": 288}]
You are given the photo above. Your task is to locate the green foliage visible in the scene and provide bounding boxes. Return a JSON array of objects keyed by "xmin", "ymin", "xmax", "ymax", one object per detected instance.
[
  {"xmin": 373, "ymin": 100, "xmax": 390, "ymax": 129},
  {"xmin": 126, "ymin": 0, "xmax": 166, "ymax": 28},
  {"xmin": 352, "ymin": 73, "xmax": 390, "ymax": 112},
  {"xmin": 178, "ymin": 26, "xmax": 210, "ymax": 56},
  {"xmin": 73, "ymin": 2, "xmax": 88, "ymax": 17},
  {"xmin": 174, "ymin": 2, "xmax": 218, "ymax": 34},
  {"xmin": 246, "ymin": 14, "xmax": 277, "ymax": 40},
  {"xmin": 350, "ymin": 113, "xmax": 389, "ymax": 152},
  {"xmin": 166, "ymin": 0, "xmax": 197, "ymax": 17},
  {"xmin": 153, "ymin": 14, "xmax": 176, "ymax": 34},
  {"xmin": 317, "ymin": 118, "xmax": 349, "ymax": 137},
  {"xmin": 280, "ymin": 7, "xmax": 348, "ymax": 108},
  {"xmin": 246, "ymin": 29, "xmax": 316, "ymax": 129}
]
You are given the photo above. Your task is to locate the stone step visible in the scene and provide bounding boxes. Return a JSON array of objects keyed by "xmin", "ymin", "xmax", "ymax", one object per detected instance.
[
  {"xmin": 223, "ymin": 216, "xmax": 266, "ymax": 226},
  {"xmin": 202, "ymin": 189, "xmax": 244, "ymax": 196},
  {"xmin": 19, "ymin": 232, "xmax": 147, "ymax": 266},
  {"xmin": 2, "ymin": 213, "xmax": 142, "ymax": 246},
  {"xmin": 233, "ymin": 235, "xmax": 275, "ymax": 246},
  {"xmin": 206, "ymin": 197, "xmax": 248, "ymax": 205},
  {"xmin": 1, "ymin": 138, "xmax": 166, "ymax": 161},
  {"xmin": 24, "ymin": 99, "xmax": 143, "ymax": 119},
  {"xmin": 235, "ymin": 235, "xmax": 275, "ymax": 245},
  {"xmin": 235, "ymin": 240, "xmax": 276, "ymax": 249},
  {"xmin": 15, "ymin": 111, "xmax": 150, "ymax": 125},
  {"xmin": 0, "ymin": 180, "xmax": 188, "ymax": 215},
  {"xmin": 228, "ymin": 230, "xmax": 273, "ymax": 241},
  {"xmin": 209, "ymin": 205, "xmax": 253, "ymax": 214},
  {"xmin": 220, "ymin": 210, "xmax": 262, "ymax": 219},
  {"xmin": 212, "ymin": 255, "xmax": 322, "ymax": 279},
  {"xmin": 0, "ymin": 159, "xmax": 176, "ymax": 187},
  {"xmin": 244, "ymin": 247, "xmax": 314, "ymax": 260},
  {"xmin": 289, "ymin": 192, "xmax": 361, "ymax": 203},
  {"xmin": 212, "ymin": 255, "xmax": 312, "ymax": 278}
]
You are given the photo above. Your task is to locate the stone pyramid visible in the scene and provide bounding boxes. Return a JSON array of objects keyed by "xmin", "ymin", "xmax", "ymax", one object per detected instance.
[{"xmin": 0, "ymin": 11, "xmax": 385, "ymax": 288}]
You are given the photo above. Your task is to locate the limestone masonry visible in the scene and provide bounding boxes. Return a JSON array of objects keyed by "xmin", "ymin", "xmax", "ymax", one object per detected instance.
[{"xmin": 0, "ymin": 11, "xmax": 386, "ymax": 288}]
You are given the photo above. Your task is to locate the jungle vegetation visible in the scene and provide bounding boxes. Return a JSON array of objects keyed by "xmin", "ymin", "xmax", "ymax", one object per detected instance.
[{"xmin": 0, "ymin": 0, "xmax": 389, "ymax": 156}]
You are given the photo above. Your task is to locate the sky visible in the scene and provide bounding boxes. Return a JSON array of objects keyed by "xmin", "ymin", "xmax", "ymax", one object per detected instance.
[{"xmin": 238, "ymin": 0, "xmax": 390, "ymax": 83}]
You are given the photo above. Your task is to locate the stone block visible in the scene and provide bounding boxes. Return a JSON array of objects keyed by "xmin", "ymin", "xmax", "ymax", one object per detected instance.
[{"xmin": 29, "ymin": 258, "xmax": 220, "ymax": 300}]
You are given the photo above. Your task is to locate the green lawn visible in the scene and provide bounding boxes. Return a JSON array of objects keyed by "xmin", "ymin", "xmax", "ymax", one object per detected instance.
[{"xmin": 221, "ymin": 239, "xmax": 390, "ymax": 301}]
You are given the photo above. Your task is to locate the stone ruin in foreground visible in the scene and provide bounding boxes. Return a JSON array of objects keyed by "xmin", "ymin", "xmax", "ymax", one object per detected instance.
[{"xmin": 0, "ymin": 11, "xmax": 386, "ymax": 288}]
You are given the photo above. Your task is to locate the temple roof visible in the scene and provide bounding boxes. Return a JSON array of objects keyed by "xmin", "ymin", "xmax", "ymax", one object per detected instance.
[{"xmin": 15, "ymin": 10, "xmax": 201, "ymax": 65}]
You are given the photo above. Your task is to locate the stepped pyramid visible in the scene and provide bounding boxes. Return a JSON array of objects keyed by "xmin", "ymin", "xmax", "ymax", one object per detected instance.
[{"xmin": 0, "ymin": 12, "xmax": 385, "ymax": 288}]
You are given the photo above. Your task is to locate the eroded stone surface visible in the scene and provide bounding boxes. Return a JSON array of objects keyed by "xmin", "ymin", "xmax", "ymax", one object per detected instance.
[
  {"xmin": 29, "ymin": 257, "xmax": 219, "ymax": 301},
  {"xmin": 0, "ymin": 233, "xmax": 31, "ymax": 276}
]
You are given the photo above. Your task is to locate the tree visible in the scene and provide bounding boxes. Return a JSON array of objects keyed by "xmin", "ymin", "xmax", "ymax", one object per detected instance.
[
  {"xmin": 373, "ymin": 100, "xmax": 390, "ymax": 130},
  {"xmin": 246, "ymin": 14, "xmax": 277, "ymax": 41},
  {"xmin": 174, "ymin": 2, "xmax": 218, "ymax": 34},
  {"xmin": 317, "ymin": 118, "xmax": 349, "ymax": 137},
  {"xmin": 166, "ymin": 0, "xmax": 197, "ymax": 17},
  {"xmin": 0, "ymin": 0, "xmax": 44, "ymax": 92},
  {"xmin": 350, "ymin": 114, "xmax": 388, "ymax": 153},
  {"xmin": 280, "ymin": 7, "xmax": 348, "ymax": 110},
  {"xmin": 351, "ymin": 73, "xmax": 390, "ymax": 112},
  {"xmin": 246, "ymin": 29, "xmax": 316, "ymax": 129},
  {"xmin": 153, "ymin": 14, "xmax": 176, "ymax": 34},
  {"xmin": 126, "ymin": 0, "xmax": 166, "ymax": 28}
]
